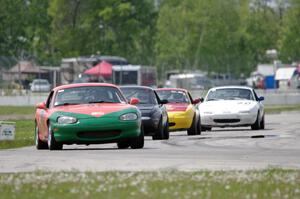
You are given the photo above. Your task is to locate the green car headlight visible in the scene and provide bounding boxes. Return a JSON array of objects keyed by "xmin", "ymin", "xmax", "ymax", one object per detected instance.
[
  {"xmin": 120, "ymin": 113, "xmax": 138, "ymax": 121},
  {"xmin": 57, "ymin": 116, "xmax": 78, "ymax": 124}
]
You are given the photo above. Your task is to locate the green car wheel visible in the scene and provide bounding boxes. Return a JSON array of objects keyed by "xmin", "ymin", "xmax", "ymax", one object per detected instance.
[
  {"xmin": 35, "ymin": 123, "xmax": 48, "ymax": 150},
  {"xmin": 48, "ymin": 124, "xmax": 63, "ymax": 151},
  {"xmin": 130, "ymin": 126, "xmax": 144, "ymax": 149},
  {"xmin": 117, "ymin": 140, "xmax": 131, "ymax": 149}
]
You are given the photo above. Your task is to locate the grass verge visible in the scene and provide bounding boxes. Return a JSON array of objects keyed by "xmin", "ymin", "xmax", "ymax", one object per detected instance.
[
  {"xmin": 265, "ymin": 104, "xmax": 300, "ymax": 114},
  {"xmin": 0, "ymin": 169, "xmax": 299, "ymax": 199},
  {"xmin": 0, "ymin": 120, "xmax": 34, "ymax": 149},
  {"xmin": 0, "ymin": 106, "xmax": 34, "ymax": 115}
]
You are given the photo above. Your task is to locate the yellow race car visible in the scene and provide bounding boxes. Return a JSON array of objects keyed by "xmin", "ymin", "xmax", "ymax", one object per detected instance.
[{"xmin": 156, "ymin": 88, "xmax": 201, "ymax": 135}]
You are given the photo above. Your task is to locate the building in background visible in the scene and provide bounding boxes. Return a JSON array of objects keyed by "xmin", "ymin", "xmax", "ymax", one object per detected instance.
[
  {"xmin": 61, "ymin": 56, "xmax": 128, "ymax": 84},
  {"xmin": 1, "ymin": 61, "xmax": 60, "ymax": 90}
]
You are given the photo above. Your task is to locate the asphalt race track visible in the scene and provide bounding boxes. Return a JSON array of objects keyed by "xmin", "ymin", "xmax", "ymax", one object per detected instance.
[{"xmin": 1, "ymin": 112, "xmax": 300, "ymax": 173}]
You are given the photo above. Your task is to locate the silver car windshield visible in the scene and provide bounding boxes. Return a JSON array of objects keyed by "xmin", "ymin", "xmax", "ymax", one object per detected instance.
[{"xmin": 206, "ymin": 88, "xmax": 254, "ymax": 101}]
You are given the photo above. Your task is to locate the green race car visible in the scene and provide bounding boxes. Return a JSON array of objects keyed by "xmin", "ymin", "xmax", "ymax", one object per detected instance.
[{"xmin": 35, "ymin": 83, "xmax": 143, "ymax": 150}]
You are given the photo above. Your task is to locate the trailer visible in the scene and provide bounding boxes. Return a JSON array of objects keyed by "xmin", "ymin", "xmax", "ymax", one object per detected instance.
[
  {"xmin": 169, "ymin": 73, "xmax": 212, "ymax": 90},
  {"xmin": 112, "ymin": 65, "xmax": 157, "ymax": 87}
]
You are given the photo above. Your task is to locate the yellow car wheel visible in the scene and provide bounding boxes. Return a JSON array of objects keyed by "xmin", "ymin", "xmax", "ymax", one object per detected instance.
[{"xmin": 187, "ymin": 115, "xmax": 197, "ymax": 136}]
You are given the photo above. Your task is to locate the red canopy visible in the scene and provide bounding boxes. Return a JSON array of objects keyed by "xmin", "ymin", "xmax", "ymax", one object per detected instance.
[{"xmin": 83, "ymin": 61, "xmax": 112, "ymax": 77}]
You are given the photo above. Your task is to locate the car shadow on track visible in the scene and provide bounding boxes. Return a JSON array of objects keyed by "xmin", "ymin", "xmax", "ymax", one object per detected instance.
[
  {"xmin": 62, "ymin": 147, "xmax": 118, "ymax": 151},
  {"xmin": 189, "ymin": 134, "xmax": 278, "ymax": 140},
  {"xmin": 210, "ymin": 128, "xmax": 273, "ymax": 132},
  {"xmin": 62, "ymin": 147, "xmax": 154, "ymax": 151}
]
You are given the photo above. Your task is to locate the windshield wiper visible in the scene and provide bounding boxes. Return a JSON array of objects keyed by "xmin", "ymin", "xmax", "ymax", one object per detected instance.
[
  {"xmin": 207, "ymin": 98, "xmax": 219, "ymax": 101},
  {"xmin": 88, "ymin": 100, "xmax": 115, "ymax": 104},
  {"xmin": 228, "ymin": 97, "xmax": 245, "ymax": 100},
  {"xmin": 125, "ymin": 91, "xmax": 139, "ymax": 99},
  {"xmin": 55, "ymin": 102, "xmax": 79, "ymax": 107}
]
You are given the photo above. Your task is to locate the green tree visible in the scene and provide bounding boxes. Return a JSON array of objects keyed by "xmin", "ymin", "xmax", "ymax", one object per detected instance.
[
  {"xmin": 155, "ymin": 0, "xmax": 195, "ymax": 73},
  {"xmin": 26, "ymin": 0, "xmax": 52, "ymax": 64},
  {"xmin": 155, "ymin": 0, "xmax": 283, "ymax": 77},
  {"xmin": 48, "ymin": 0, "xmax": 156, "ymax": 65},
  {"xmin": 0, "ymin": 0, "xmax": 52, "ymax": 67},
  {"xmin": 155, "ymin": 0, "xmax": 242, "ymax": 75},
  {"xmin": 48, "ymin": 0, "xmax": 87, "ymax": 59},
  {"xmin": 0, "ymin": 0, "xmax": 30, "ymax": 59},
  {"xmin": 279, "ymin": 0, "xmax": 300, "ymax": 62},
  {"xmin": 193, "ymin": 0, "xmax": 242, "ymax": 74},
  {"xmin": 241, "ymin": 0, "xmax": 281, "ymax": 68}
]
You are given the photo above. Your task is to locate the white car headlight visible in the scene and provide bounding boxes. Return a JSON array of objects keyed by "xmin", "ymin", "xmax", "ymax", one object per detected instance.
[
  {"xmin": 239, "ymin": 110, "xmax": 250, "ymax": 114},
  {"xmin": 57, "ymin": 116, "xmax": 78, "ymax": 124},
  {"xmin": 203, "ymin": 111, "xmax": 213, "ymax": 115},
  {"xmin": 239, "ymin": 105, "xmax": 256, "ymax": 114},
  {"xmin": 120, "ymin": 113, "xmax": 138, "ymax": 121}
]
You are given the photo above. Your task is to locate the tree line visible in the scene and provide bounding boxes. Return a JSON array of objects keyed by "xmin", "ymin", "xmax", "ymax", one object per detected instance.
[{"xmin": 0, "ymin": 0, "xmax": 299, "ymax": 77}]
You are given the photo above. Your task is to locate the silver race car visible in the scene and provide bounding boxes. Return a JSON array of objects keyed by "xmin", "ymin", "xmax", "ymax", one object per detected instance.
[{"xmin": 199, "ymin": 86, "xmax": 265, "ymax": 131}]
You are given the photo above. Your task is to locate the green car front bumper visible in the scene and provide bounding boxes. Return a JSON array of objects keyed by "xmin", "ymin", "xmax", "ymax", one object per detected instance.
[{"xmin": 49, "ymin": 110, "xmax": 141, "ymax": 144}]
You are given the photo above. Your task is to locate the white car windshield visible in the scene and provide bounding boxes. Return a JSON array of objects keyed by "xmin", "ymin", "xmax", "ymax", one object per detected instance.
[{"xmin": 206, "ymin": 88, "xmax": 253, "ymax": 101}]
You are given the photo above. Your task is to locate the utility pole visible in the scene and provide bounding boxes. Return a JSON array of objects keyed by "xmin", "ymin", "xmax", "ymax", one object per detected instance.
[{"xmin": 266, "ymin": 49, "xmax": 279, "ymax": 89}]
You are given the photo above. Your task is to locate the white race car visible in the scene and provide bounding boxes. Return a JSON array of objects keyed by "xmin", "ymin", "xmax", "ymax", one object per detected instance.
[{"xmin": 199, "ymin": 86, "xmax": 265, "ymax": 131}]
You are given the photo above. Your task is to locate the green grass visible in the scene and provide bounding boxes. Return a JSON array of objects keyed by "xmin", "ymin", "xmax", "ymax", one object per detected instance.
[
  {"xmin": 265, "ymin": 104, "xmax": 300, "ymax": 114},
  {"xmin": 0, "ymin": 120, "xmax": 34, "ymax": 149},
  {"xmin": 0, "ymin": 106, "xmax": 35, "ymax": 115},
  {"xmin": 0, "ymin": 106, "xmax": 35, "ymax": 149},
  {"xmin": 0, "ymin": 169, "xmax": 299, "ymax": 199}
]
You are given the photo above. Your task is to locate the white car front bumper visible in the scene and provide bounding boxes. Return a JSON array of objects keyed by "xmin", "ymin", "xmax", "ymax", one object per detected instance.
[{"xmin": 201, "ymin": 112, "xmax": 257, "ymax": 127}]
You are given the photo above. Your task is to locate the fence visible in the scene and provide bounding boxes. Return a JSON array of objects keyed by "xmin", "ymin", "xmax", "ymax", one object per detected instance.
[{"xmin": 0, "ymin": 89, "xmax": 300, "ymax": 106}]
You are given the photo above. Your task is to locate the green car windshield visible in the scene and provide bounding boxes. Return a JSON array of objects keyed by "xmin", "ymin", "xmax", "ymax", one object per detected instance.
[{"xmin": 54, "ymin": 86, "xmax": 126, "ymax": 106}]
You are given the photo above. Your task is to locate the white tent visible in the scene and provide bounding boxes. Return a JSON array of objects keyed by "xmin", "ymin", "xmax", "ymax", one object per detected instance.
[
  {"xmin": 257, "ymin": 64, "xmax": 275, "ymax": 76},
  {"xmin": 275, "ymin": 67, "xmax": 297, "ymax": 80}
]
